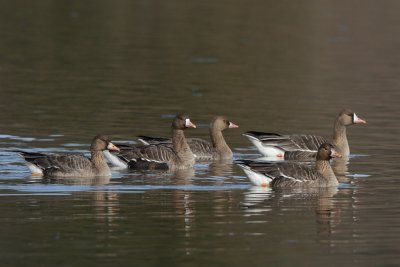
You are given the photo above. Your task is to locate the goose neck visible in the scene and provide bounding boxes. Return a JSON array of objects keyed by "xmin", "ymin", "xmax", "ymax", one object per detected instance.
[
  {"xmin": 210, "ymin": 127, "xmax": 232, "ymax": 157},
  {"xmin": 332, "ymin": 120, "xmax": 349, "ymax": 155}
]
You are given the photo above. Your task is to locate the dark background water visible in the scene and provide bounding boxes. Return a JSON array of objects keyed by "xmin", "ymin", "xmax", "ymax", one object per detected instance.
[{"xmin": 0, "ymin": 1, "xmax": 399, "ymax": 266}]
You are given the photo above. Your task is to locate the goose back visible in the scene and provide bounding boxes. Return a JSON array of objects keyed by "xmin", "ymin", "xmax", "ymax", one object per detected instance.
[
  {"xmin": 237, "ymin": 143, "xmax": 340, "ymax": 188},
  {"xmin": 115, "ymin": 114, "xmax": 196, "ymax": 170},
  {"xmin": 18, "ymin": 135, "xmax": 118, "ymax": 178},
  {"xmin": 243, "ymin": 109, "xmax": 365, "ymax": 159},
  {"xmin": 136, "ymin": 116, "xmax": 238, "ymax": 161}
]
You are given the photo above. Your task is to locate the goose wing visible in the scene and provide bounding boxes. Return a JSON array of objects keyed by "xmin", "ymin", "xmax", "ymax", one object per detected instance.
[
  {"xmin": 186, "ymin": 138, "xmax": 213, "ymax": 159},
  {"xmin": 241, "ymin": 160, "xmax": 320, "ymax": 187},
  {"xmin": 137, "ymin": 135, "xmax": 171, "ymax": 146},
  {"xmin": 117, "ymin": 144, "xmax": 175, "ymax": 164},
  {"xmin": 243, "ymin": 131, "xmax": 305, "ymax": 151},
  {"xmin": 19, "ymin": 151, "xmax": 91, "ymax": 172},
  {"xmin": 243, "ymin": 131, "xmax": 327, "ymax": 157},
  {"xmin": 285, "ymin": 134, "xmax": 327, "ymax": 151},
  {"xmin": 137, "ymin": 136, "xmax": 213, "ymax": 160}
]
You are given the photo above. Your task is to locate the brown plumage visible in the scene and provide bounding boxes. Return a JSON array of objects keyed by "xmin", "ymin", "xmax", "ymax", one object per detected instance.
[
  {"xmin": 116, "ymin": 114, "xmax": 197, "ymax": 170},
  {"xmin": 18, "ymin": 135, "xmax": 120, "ymax": 178},
  {"xmin": 237, "ymin": 143, "xmax": 341, "ymax": 188},
  {"xmin": 243, "ymin": 109, "xmax": 366, "ymax": 159},
  {"xmin": 138, "ymin": 116, "xmax": 239, "ymax": 160}
]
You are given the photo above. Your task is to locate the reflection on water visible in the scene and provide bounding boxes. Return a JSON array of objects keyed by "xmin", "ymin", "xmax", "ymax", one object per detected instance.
[
  {"xmin": 332, "ymin": 157, "xmax": 350, "ymax": 183},
  {"xmin": 242, "ymin": 185, "xmax": 351, "ymax": 248},
  {"xmin": 40, "ymin": 176, "xmax": 111, "ymax": 185}
]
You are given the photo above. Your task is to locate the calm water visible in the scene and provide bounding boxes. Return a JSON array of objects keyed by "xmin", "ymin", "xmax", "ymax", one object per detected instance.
[{"xmin": 1, "ymin": 1, "xmax": 400, "ymax": 266}]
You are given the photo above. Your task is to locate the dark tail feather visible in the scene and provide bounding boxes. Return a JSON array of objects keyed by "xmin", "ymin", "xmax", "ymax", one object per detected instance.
[
  {"xmin": 12, "ymin": 151, "xmax": 47, "ymax": 161},
  {"xmin": 234, "ymin": 159, "xmax": 256, "ymax": 166},
  {"xmin": 128, "ymin": 158, "xmax": 169, "ymax": 170}
]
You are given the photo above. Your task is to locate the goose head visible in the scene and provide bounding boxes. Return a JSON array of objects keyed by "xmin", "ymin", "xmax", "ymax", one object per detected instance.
[
  {"xmin": 338, "ymin": 109, "xmax": 367, "ymax": 126},
  {"xmin": 172, "ymin": 114, "xmax": 196, "ymax": 130},
  {"xmin": 91, "ymin": 135, "xmax": 120, "ymax": 152},
  {"xmin": 317, "ymin": 143, "xmax": 341, "ymax": 160},
  {"xmin": 211, "ymin": 116, "xmax": 239, "ymax": 131}
]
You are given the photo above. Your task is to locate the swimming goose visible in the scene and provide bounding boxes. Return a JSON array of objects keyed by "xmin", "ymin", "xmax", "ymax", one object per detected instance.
[
  {"xmin": 138, "ymin": 116, "xmax": 239, "ymax": 160},
  {"xmin": 243, "ymin": 109, "xmax": 366, "ymax": 159},
  {"xmin": 236, "ymin": 143, "xmax": 341, "ymax": 188},
  {"xmin": 18, "ymin": 135, "xmax": 120, "ymax": 178},
  {"xmin": 109, "ymin": 114, "xmax": 196, "ymax": 170}
]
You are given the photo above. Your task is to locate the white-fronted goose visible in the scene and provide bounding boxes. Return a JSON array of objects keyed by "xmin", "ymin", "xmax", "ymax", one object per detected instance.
[
  {"xmin": 243, "ymin": 109, "xmax": 366, "ymax": 159},
  {"xmin": 138, "ymin": 116, "xmax": 239, "ymax": 160},
  {"xmin": 237, "ymin": 143, "xmax": 341, "ymax": 188},
  {"xmin": 107, "ymin": 114, "xmax": 196, "ymax": 170},
  {"xmin": 18, "ymin": 135, "xmax": 120, "ymax": 178}
]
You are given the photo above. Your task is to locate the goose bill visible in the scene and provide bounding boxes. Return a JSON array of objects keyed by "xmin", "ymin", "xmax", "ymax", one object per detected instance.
[
  {"xmin": 185, "ymin": 118, "xmax": 196, "ymax": 128},
  {"xmin": 228, "ymin": 122, "xmax": 239, "ymax": 128},
  {"xmin": 107, "ymin": 142, "xmax": 120, "ymax": 152},
  {"xmin": 353, "ymin": 113, "xmax": 366, "ymax": 124}
]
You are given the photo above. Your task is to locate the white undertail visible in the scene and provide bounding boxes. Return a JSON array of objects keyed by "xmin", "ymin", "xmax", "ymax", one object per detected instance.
[
  {"xmin": 26, "ymin": 162, "xmax": 43, "ymax": 176},
  {"xmin": 237, "ymin": 164, "xmax": 272, "ymax": 186},
  {"xmin": 243, "ymin": 134, "xmax": 285, "ymax": 158}
]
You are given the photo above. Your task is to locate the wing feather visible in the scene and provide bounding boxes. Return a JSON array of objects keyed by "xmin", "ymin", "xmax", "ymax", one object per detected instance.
[
  {"xmin": 239, "ymin": 161, "xmax": 321, "ymax": 188},
  {"xmin": 135, "ymin": 136, "xmax": 215, "ymax": 160},
  {"xmin": 243, "ymin": 131, "xmax": 328, "ymax": 159}
]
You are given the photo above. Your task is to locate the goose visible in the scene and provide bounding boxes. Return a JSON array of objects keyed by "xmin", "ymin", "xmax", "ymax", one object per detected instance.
[
  {"xmin": 106, "ymin": 114, "xmax": 196, "ymax": 170},
  {"xmin": 236, "ymin": 143, "xmax": 341, "ymax": 188},
  {"xmin": 138, "ymin": 116, "xmax": 239, "ymax": 160},
  {"xmin": 243, "ymin": 109, "xmax": 366, "ymax": 159},
  {"xmin": 18, "ymin": 135, "xmax": 120, "ymax": 178}
]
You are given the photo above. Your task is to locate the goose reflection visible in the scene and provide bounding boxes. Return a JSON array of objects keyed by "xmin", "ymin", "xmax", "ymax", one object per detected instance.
[
  {"xmin": 332, "ymin": 157, "xmax": 350, "ymax": 183},
  {"xmin": 171, "ymin": 168, "xmax": 195, "ymax": 184},
  {"xmin": 241, "ymin": 185, "xmax": 341, "ymax": 238},
  {"xmin": 39, "ymin": 176, "xmax": 111, "ymax": 185},
  {"xmin": 208, "ymin": 159, "xmax": 235, "ymax": 181},
  {"xmin": 93, "ymin": 191, "xmax": 121, "ymax": 233}
]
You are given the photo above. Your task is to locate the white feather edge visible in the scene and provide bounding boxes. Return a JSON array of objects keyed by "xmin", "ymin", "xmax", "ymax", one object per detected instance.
[
  {"xmin": 279, "ymin": 173, "xmax": 304, "ymax": 183},
  {"xmin": 137, "ymin": 138, "xmax": 150, "ymax": 145}
]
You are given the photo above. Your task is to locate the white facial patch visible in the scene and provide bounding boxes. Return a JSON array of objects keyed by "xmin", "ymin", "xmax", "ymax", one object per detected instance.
[
  {"xmin": 352, "ymin": 112, "xmax": 366, "ymax": 124},
  {"xmin": 107, "ymin": 143, "xmax": 114, "ymax": 150},
  {"xmin": 185, "ymin": 118, "xmax": 191, "ymax": 127},
  {"xmin": 353, "ymin": 113, "xmax": 359, "ymax": 122}
]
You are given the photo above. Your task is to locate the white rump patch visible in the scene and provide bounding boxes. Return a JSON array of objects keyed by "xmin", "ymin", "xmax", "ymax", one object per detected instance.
[
  {"xmin": 237, "ymin": 164, "xmax": 272, "ymax": 186},
  {"xmin": 245, "ymin": 137, "xmax": 285, "ymax": 157},
  {"xmin": 26, "ymin": 162, "xmax": 43, "ymax": 176},
  {"xmin": 242, "ymin": 134, "xmax": 285, "ymax": 157}
]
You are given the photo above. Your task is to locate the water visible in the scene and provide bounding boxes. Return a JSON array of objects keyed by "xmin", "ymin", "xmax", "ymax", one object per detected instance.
[{"xmin": 1, "ymin": 1, "xmax": 400, "ymax": 266}]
